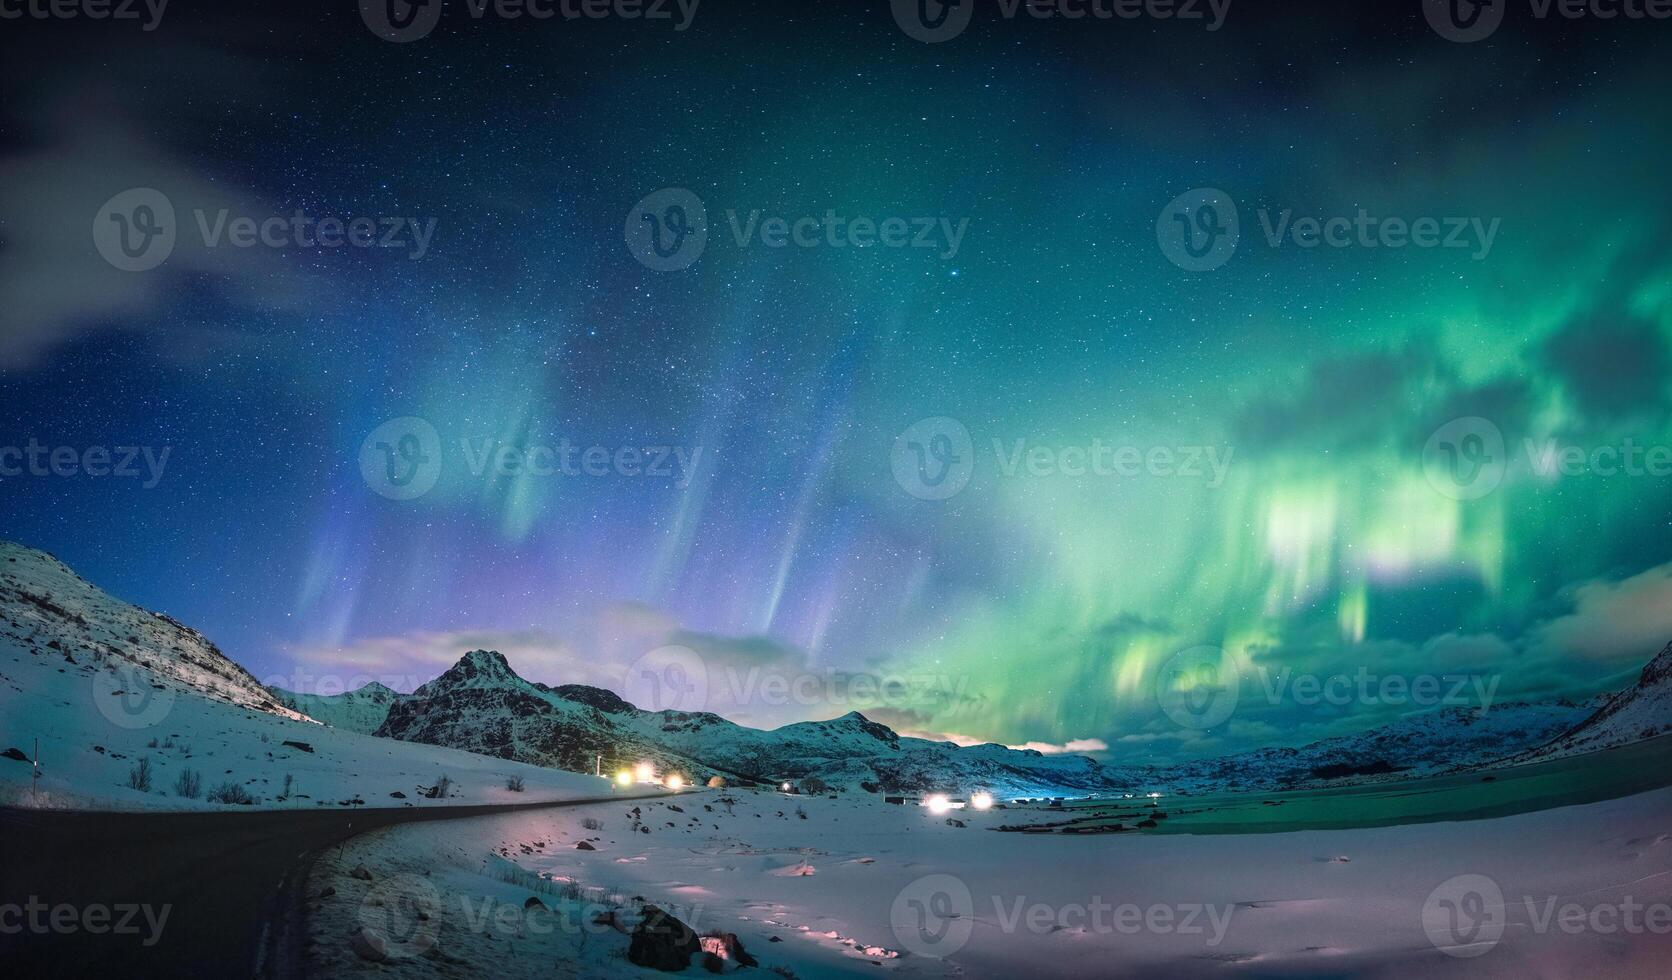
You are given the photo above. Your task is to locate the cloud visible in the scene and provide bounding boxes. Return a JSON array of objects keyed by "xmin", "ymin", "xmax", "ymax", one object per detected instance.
[
  {"xmin": 1007, "ymin": 738, "xmax": 1109, "ymax": 755},
  {"xmin": 1529, "ymin": 562, "xmax": 1672, "ymax": 665},
  {"xmin": 1541, "ymin": 314, "xmax": 1669, "ymax": 423},
  {"xmin": 0, "ymin": 49, "xmax": 312, "ymax": 370}
]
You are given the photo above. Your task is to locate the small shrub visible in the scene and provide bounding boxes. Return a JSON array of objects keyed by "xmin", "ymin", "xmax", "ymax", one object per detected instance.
[
  {"xmin": 426, "ymin": 774, "xmax": 453, "ymax": 799},
  {"xmin": 801, "ymin": 776, "xmax": 829, "ymax": 795},
  {"xmin": 146, "ymin": 738, "xmax": 158, "ymax": 749},
  {"xmin": 208, "ymin": 781, "xmax": 255, "ymax": 805},
  {"xmin": 581, "ymin": 817, "xmax": 604, "ymax": 831},
  {"xmin": 127, "ymin": 757, "xmax": 152, "ymax": 792},
  {"xmin": 281, "ymin": 774, "xmax": 294, "ymax": 799},
  {"xmin": 506, "ymin": 775, "xmax": 525, "ymax": 792},
  {"xmin": 174, "ymin": 768, "xmax": 202, "ymax": 799}
]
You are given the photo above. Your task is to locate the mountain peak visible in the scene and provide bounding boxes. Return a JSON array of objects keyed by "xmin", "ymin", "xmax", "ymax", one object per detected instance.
[
  {"xmin": 420, "ymin": 649, "xmax": 525, "ymax": 694},
  {"xmin": 1638, "ymin": 640, "xmax": 1672, "ymax": 689}
]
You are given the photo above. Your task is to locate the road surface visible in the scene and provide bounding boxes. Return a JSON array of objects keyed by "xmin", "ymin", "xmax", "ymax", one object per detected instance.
[{"xmin": 0, "ymin": 794, "xmax": 660, "ymax": 978}]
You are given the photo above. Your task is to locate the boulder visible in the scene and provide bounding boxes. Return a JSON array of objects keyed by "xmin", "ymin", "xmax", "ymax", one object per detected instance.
[{"xmin": 628, "ymin": 904, "xmax": 700, "ymax": 971}]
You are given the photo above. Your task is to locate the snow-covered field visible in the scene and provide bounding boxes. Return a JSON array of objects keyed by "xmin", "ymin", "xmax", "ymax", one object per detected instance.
[
  {"xmin": 0, "ymin": 643, "xmax": 635, "ymax": 811},
  {"xmin": 311, "ymin": 784, "xmax": 1672, "ymax": 978},
  {"xmin": 0, "ymin": 541, "xmax": 651, "ymax": 811}
]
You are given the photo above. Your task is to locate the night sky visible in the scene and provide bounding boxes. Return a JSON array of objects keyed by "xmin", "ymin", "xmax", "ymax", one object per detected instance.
[{"xmin": 3, "ymin": 0, "xmax": 1671, "ymax": 762}]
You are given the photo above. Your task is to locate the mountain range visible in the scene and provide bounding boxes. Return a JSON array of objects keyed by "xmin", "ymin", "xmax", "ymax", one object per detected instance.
[{"xmin": 5, "ymin": 540, "xmax": 1669, "ymax": 802}]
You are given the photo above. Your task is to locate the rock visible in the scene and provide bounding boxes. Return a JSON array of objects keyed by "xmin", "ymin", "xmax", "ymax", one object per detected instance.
[
  {"xmin": 575, "ymin": 840, "xmax": 596, "ymax": 850},
  {"xmin": 389, "ymin": 791, "xmax": 407, "ymax": 798},
  {"xmin": 1136, "ymin": 818, "xmax": 1158, "ymax": 828},
  {"xmin": 281, "ymin": 740, "xmax": 315, "ymax": 753},
  {"xmin": 944, "ymin": 818, "xmax": 965, "ymax": 828},
  {"xmin": 317, "ymin": 886, "xmax": 336, "ymax": 899},
  {"xmin": 349, "ymin": 864, "xmax": 373, "ymax": 881},
  {"xmin": 1, "ymin": 747, "xmax": 28, "ymax": 762},
  {"xmin": 524, "ymin": 896, "xmax": 548, "ymax": 911},
  {"xmin": 768, "ymin": 935, "xmax": 783, "ymax": 943},
  {"xmin": 628, "ymin": 904, "xmax": 700, "ymax": 971},
  {"xmin": 704, "ymin": 931, "xmax": 758, "ymax": 967},
  {"xmin": 350, "ymin": 927, "xmax": 389, "ymax": 962}
]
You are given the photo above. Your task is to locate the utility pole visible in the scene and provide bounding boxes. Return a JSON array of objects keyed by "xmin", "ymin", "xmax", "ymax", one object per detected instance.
[
  {"xmin": 596, "ymin": 754, "xmax": 602, "ymax": 778},
  {"xmin": 31, "ymin": 737, "xmax": 39, "ymax": 806}
]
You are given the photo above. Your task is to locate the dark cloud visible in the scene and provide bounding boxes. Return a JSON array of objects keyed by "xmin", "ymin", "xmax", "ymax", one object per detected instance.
[{"xmin": 1542, "ymin": 315, "xmax": 1669, "ymax": 423}]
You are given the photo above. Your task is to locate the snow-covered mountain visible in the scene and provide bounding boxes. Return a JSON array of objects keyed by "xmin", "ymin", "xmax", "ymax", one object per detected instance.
[
  {"xmin": 374, "ymin": 650, "xmax": 717, "ymax": 780},
  {"xmin": 1151, "ymin": 699, "xmax": 1601, "ymax": 794},
  {"xmin": 269, "ymin": 681, "xmax": 406, "ymax": 735},
  {"xmin": 0, "ymin": 541, "xmax": 305, "ymax": 721},
  {"xmin": 373, "ymin": 649, "xmax": 1140, "ymax": 798},
  {"xmin": 0, "ymin": 542, "xmax": 624, "ymax": 811},
  {"xmin": 1507, "ymin": 641, "xmax": 1672, "ymax": 763}
]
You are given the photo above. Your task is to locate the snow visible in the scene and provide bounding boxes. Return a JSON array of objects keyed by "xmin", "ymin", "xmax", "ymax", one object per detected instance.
[
  {"xmin": 0, "ymin": 542, "xmax": 642, "ymax": 811},
  {"xmin": 308, "ymin": 784, "xmax": 1672, "ymax": 978}
]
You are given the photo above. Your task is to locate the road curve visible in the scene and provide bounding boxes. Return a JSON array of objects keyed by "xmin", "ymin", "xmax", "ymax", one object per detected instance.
[{"xmin": 0, "ymin": 793, "xmax": 664, "ymax": 979}]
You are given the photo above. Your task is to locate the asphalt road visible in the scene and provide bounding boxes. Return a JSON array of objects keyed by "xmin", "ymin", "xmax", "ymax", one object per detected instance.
[{"xmin": 0, "ymin": 794, "xmax": 656, "ymax": 979}]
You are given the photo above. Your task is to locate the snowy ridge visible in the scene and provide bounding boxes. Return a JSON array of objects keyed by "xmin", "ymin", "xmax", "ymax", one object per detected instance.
[
  {"xmin": 269, "ymin": 681, "xmax": 406, "ymax": 735},
  {"xmin": 1507, "ymin": 641, "xmax": 1672, "ymax": 763},
  {"xmin": 0, "ymin": 541, "xmax": 306, "ymax": 721},
  {"xmin": 0, "ymin": 541, "xmax": 628, "ymax": 811}
]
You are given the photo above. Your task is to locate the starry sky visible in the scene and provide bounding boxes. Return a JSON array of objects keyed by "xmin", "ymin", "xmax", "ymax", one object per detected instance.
[{"xmin": 2, "ymin": 1, "xmax": 1671, "ymax": 762}]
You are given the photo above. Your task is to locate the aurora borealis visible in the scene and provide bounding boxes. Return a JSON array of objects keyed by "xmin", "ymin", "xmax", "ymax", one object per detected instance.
[{"xmin": 3, "ymin": 1, "xmax": 1671, "ymax": 762}]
